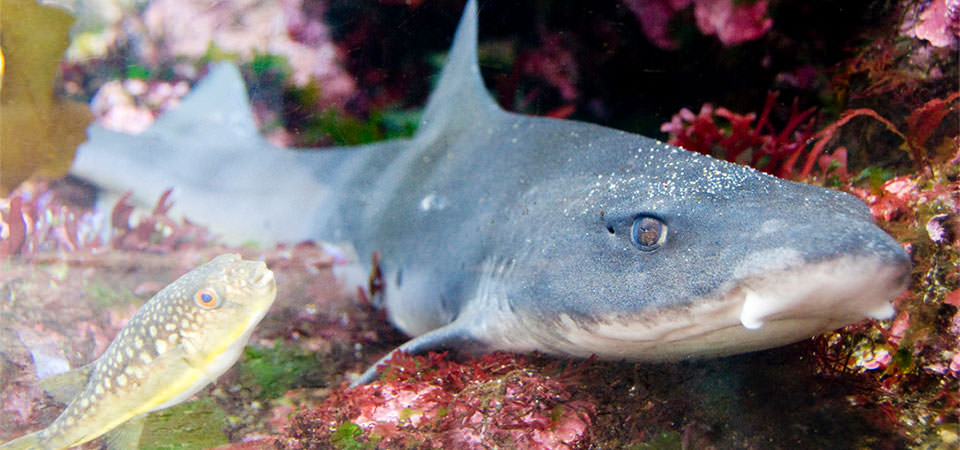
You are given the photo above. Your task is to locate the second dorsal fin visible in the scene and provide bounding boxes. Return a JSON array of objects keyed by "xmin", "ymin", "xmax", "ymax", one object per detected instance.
[{"xmin": 416, "ymin": 0, "xmax": 501, "ymax": 141}]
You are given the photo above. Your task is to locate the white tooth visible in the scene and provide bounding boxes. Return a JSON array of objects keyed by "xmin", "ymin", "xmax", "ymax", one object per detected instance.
[
  {"xmin": 866, "ymin": 302, "xmax": 895, "ymax": 320},
  {"xmin": 740, "ymin": 290, "xmax": 768, "ymax": 330}
]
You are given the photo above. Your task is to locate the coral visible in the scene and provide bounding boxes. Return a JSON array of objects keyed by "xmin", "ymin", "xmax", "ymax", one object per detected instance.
[
  {"xmin": 817, "ymin": 155, "xmax": 960, "ymax": 444},
  {"xmin": 137, "ymin": 0, "xmax": 355, "ymax": 97},
  {"xmin": 692, "ymin": 0, "xmax": 773, "ymax": 46},
  {"xmin": 0, "ymin": 183, "xmax": 219, "ymax": 260},
  {"xmin": 0, "ymin": 182, "xmax": 100, "ymax": 258},
  {"xmin": 109, "ymin": 189, "xmax": 218, "ymax": 253},
  {"xmin": 89, "ymin": 78, "xmax": 190, "ymax": 134},
  {"xmin": 660, "ymin": 91, "xmax": 817, "ymax": 178},
  {"xmin": 905, "ymin": 92, "xmax": 960, "ymax": 165},
  {"xmin": 56, "ymin": 0, "xmax": 361, "ymax": 149},
  {"xmin": 662, "ymin": 91, "xmax": 958, "ymax": 182},
  {"xmin": 833, "ymin": 0, "xmax": 957, "ymax": 110},
  {"xmin": 284, "ymin": 352, "xmax": 595, "ymax": 448},
  {"xmin": 621, "ymin": 0, "xmax": 683, "ymax": 49},
  {"xmin": 902, "ymin": 0, "xmax": 960, "ymax": 48},
  {"xmin": 500, "ymin": 30, "xmax": 580, "ymax": 117},
  {"xmin": 622, "ymin": 0, "xmax": 773, "ymax": 49}
]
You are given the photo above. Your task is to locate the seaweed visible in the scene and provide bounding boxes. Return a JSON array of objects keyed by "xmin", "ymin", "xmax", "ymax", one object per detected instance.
[
  {"xmin": 0, "ymin": 0, "xmax": 93, "ymax": 194},
  {"xmin": 284, "ymin": 352, "xmax": 595, "ymax": 448}
]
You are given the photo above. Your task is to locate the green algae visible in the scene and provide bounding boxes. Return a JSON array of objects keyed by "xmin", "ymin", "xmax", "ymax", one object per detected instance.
[
  {"xmin": 138, "ymin": 398, "xmax": 229, "ymax": 449},
  {"xmin": 81, "ymin": 278, "xmax": 138, "ymax": 308},
  {"xmin": 330, "ymin": 422, "xmax": 381, "ymax": 450},
  {"xmin": 631, "ymin": 431, "xmax": 682, "ymax": 449},
  {"xmin": 239, "ymin": 341, "xmax": 328, "ymax": 400}
]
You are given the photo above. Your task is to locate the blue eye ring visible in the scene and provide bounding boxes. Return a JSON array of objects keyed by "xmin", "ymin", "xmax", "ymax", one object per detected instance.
[{"xmin": 194, "ymin": 288, "xmax": 220, "ymax": 309}]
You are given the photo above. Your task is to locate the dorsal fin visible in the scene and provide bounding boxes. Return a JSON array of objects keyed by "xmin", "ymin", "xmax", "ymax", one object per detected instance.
[
  {"xmin": 416, "ymin": 0, "xmax": 500, "ymax": 140},
  {"xmin": 148, "ymin": 62, "xmax": 262, "ymax": 142}
]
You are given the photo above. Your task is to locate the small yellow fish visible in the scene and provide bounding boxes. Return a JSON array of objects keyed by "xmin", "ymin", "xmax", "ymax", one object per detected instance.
[{"xmin": 1, "ymin": 253, "xmax": 277, "ymax": 449}]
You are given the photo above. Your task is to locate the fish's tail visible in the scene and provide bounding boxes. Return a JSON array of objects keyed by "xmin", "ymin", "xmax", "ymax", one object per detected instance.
[{"xmin": 0, "ymin": 431, "xmax": 45, "ymax": 450}]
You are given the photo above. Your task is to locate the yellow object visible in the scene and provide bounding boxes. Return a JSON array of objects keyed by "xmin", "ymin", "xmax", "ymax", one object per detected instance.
[{"xmin": 0, "ymin": 0, "xmax": 93, "ymax": 194}]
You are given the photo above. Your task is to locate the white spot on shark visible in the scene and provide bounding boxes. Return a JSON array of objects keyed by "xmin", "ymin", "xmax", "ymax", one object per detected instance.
[
  {"xmin": 756, "ymin": 219, "xmax": 785, "ymax": 236},
  {"xmin": 419, "ymin": 193, "xmax": 448, "ymax": 211}
]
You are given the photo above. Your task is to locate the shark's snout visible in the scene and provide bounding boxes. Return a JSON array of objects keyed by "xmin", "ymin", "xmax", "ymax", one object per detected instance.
[
  {"xmin": 736, "ymin": 251, "xmax": 910, "ymax": 332},
  {"xmin": 732, "ymin": 200, "xmax": 912, "ymax": 332}
]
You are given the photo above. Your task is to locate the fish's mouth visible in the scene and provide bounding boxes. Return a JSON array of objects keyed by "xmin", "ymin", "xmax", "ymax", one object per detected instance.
[
  {"xmin": 733, "ymin": 253, "xmax": 909, "ymax": 331},
  {"xmin": 536, "ymin": 253, "xmax": 910, "ymax": 361},
  {"xmin": 252, "ymin": 262, "xmax": 275, "ymax": 288}
]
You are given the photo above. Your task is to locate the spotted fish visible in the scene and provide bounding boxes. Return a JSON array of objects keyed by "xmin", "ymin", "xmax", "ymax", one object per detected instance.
[{"xmin": 0, "ymin": 254, "xmax": 276, "ymax": 449}]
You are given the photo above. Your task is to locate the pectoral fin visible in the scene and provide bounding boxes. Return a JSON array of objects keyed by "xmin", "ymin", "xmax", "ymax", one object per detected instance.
[
  {"xmin": 104, "ymin": 414, "xmax": 145, "ymax": 450},
  {"xmin": 351, "ymin": 322, "xmax": 475, "ymax": 387},
  {"xmin": 38, "ymin": 362, "xmax": 94, "ymax": 404}
]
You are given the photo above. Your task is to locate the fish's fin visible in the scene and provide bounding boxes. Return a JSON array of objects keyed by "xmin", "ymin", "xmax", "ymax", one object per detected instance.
[
  {"xmin": 147, "ymin": 62, "xmax": 262, "ymax": 143},
  {"xmin": 417, "ymin": 0, "xmax": 500, "ymax": 141},
  {"xmin": 0, "ymin": 430, "xmax": 43, "ymax": 450},
  {"xmin": 104, "ymin": 414, "xmax": 145, "ymax": 450},
  {"xmin": 38, "ymin": 362, "xmax": 95, "ymax": 404},
  {"xmin": 351, "ymin": 322, "xmax": 475, "ymax": 387}
]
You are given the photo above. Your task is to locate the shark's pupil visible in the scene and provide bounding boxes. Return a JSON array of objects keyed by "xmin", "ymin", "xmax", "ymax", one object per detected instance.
[{"xmin": 631, "ymin": 216, "xmax": 667, "ymax": 251}]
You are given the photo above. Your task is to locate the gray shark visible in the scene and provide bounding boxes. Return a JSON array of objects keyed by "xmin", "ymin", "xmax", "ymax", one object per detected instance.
[{"xmin": 72, "ymin": 0, "xmax": 911, "ymax": 385}]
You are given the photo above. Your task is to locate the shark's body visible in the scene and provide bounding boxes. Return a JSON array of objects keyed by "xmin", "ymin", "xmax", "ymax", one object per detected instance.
[
  {"xmin": 0, "ymin": 254, "xmax": 277, "ymax": 449},
  {"xmin": 72, "ymin": 0, "xmax": 910, "ymax": 385}
]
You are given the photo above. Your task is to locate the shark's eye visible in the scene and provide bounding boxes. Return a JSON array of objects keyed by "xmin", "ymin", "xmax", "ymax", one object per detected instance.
[
  {"xmin": 632, "ymin": 216, "xmax": 667, "ymax": 251},
  {"xmin": 194, "ymin": 288, "xmax": 221, "ymax": 309}
]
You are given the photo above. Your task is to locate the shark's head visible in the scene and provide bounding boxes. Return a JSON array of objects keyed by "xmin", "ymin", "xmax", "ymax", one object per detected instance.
[
  {"xmin": 490, "ymin": 134, "xmax": 911, "ymax": 361},
  {"xmin": 379, "ymin": 0, "xmax": 912, "ymax": 363}
]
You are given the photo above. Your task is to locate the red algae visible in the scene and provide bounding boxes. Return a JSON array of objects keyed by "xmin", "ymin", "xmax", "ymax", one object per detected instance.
[
  {"xmin": 283, "ymin": 352, "xmax": 595, "ymax": 449},
  {"xmin": 623, "ymin": 0, "xmax": 774, "ymax": 49},
  {"xmin": 660, "ymin": 91, "xmax": 817, "ymax": 178}
]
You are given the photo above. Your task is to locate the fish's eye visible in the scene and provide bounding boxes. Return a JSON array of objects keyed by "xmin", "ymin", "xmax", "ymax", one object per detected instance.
[
  {"xmin": 194, "ymin": 288, "xmax": 220, "ymax": 309},
  {"xmin": 631, "ymin": 216, "xmax": 667, "ymax": 252}
]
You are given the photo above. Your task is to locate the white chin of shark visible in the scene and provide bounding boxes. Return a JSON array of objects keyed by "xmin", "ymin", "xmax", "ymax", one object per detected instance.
[{"xmin": 551, "ymin": 254, "xmax": 907, "ymax": 361}]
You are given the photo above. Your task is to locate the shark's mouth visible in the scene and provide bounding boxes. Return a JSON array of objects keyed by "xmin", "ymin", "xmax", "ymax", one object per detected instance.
[{"xmin": 536, "ymin": 254, "xmax": 910, "ymax": 361}]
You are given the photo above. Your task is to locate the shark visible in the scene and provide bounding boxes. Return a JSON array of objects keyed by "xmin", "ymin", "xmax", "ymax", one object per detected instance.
[
  {"xmin": 0, "ymin": 254, "xmax": 277, "ymax": 449},
  {"xmin": 71, "ymin": 0, "xmax": 911, "ymax": 386}
]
